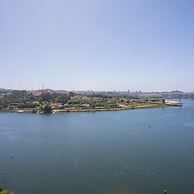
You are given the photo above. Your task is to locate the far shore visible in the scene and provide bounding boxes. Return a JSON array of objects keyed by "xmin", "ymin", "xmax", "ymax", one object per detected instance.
[{"xmin": 0, "ymin": 101, "xmax": 183, "ymax": 114}]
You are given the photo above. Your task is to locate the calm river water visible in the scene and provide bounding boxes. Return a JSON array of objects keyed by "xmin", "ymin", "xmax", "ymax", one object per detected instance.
[{"xmin": 0, "ymin": 100, "xmax": 194, "ymax": 194}]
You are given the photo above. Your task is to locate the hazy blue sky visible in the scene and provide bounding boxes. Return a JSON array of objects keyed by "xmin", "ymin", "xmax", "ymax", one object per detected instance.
[{"xmin": 0, "ymin": 0, "xmax": 194, "ymax": 91}]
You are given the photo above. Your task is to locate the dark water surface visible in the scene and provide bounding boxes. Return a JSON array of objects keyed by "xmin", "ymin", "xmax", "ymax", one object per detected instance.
[{"xmin": 0, "ymin": 101, "xmax": 194, "ymax": 194}]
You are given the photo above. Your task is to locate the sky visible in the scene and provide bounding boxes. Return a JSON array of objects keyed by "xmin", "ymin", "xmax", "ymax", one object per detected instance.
[{"xmin": 0, "ymin": 0, "xmax": 194, "ymax": 92}]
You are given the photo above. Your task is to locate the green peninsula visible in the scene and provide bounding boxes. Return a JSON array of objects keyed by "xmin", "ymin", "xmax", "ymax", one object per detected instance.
[{"xmin": 0, "ymin": 90, "xmax": 183, "ymax": 113}]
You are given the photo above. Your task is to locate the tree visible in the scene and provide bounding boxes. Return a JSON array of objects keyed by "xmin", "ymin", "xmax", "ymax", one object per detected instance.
[
  {"xmin": 55, "ymin": 95, "xmax": 70, "ymax": 104},
  {"xmin": 39, "ymin": 105, "xmax": 52, "ymax": 113},
  {"xmin": 39, "ymin": 93, "xmax": 52, "ymax": 102},
  {"xmin": 69, "ymin": 92, "xmax": 76, "ymax": 97}
]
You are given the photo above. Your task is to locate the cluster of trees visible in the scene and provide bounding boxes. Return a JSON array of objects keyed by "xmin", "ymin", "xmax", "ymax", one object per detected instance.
[
  {"xmin": 66, "ymin": 97, "xmax": 119, "ymax": 108},
  {"xmin": 1, "ymin": 90, "xmax": 162, "ymax": 112},
  {"xmin": 0, "ymin": 90, "xmax": 33, "ymax": 109},
  {"xmin": 0, "ymin": 90, "xmax": 71, "ymax": 110},
  {"xmin": 0, "ymin": 90, "xmax": 133, "ymax": 112},
  {"xmin": 37, "ymin": 93, "xmax": 70, "ymax": 104},
  {"xmin": 38, "ymin": 105, "xmax": 52, "ymax": 114}
]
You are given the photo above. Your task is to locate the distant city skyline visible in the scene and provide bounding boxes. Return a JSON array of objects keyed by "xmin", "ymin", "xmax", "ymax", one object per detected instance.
[
  {"xmin": 0, "ymin": 86, "xmax": 191, "ymax": 93},
  {"xmin": 0, "ymin": 0, "xmax": 194, "ymax": 92}
]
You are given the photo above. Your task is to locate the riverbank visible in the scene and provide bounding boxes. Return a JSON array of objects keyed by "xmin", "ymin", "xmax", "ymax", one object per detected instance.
[
  {"xmin": 53, "ymin": 102, "xmax": 181, "ymax": 113},
  {"xmin": 0, "ymin": 101, "xmax": 182, "ymax": 113}
]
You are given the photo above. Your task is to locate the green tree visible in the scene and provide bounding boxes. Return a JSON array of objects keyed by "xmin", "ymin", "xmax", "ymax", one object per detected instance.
[
  {"xmin": 69, "ymin": 92, "xmax": 76, "ymax": 97},
  {"xmin": 39, "ymin": 105, "xmax": 52, "ymax": 113},
  {"xmin": 55, "ymin": 95, "xmax": 70, "ymax": 104}
]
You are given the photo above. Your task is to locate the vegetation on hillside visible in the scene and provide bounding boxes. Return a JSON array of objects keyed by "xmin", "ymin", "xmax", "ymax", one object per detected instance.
[{"xmin": 0, "ymin": 90, "xmax": 70, "ymax": 112}]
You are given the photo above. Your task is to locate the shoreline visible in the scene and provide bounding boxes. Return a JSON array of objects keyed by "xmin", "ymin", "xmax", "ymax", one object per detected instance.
[{"xmin": 0, "ymin": 102, "xmax": 183, "ymax": 114}]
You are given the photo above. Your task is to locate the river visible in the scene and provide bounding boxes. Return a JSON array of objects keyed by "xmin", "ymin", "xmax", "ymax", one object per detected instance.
[{"xmin": 0, "ymin": 100, "xmax": 194, "ymax": 194}]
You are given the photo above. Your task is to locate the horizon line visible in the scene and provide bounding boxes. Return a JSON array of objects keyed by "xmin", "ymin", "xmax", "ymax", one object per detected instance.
[{"xmin": 0, "ymin": 87, "xmax": 193, "ymax": 93}]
